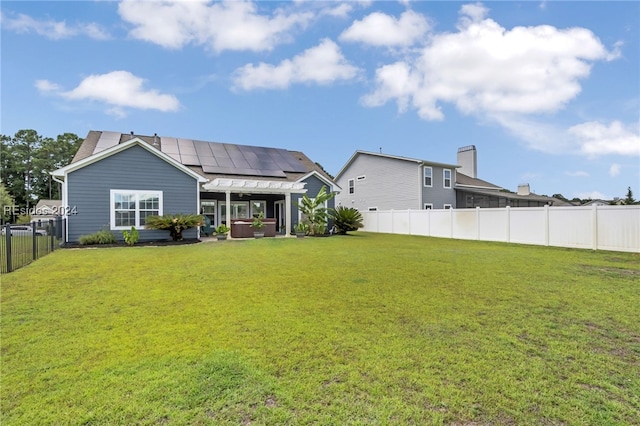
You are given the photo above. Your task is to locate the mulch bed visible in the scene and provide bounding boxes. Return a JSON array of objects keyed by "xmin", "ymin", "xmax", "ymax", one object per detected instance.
[{"xmin": 62, "ymin": 239, "xmax": 202, "ymax": 249}]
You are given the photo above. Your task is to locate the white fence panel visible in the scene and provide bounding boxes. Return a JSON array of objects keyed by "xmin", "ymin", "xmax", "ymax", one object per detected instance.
[
  {"xmin": 452, "ymin": 209, "xmax": 478, "ymax": 240},
  {"xmin": 360, "ymin": 205, "xmax": 640, "ymax": 253},
  {"xmin": 478, "ymin": 209, "xmax": 508, "ymax": 242},
  {"xmin": 409, "ymin": 210, "xmax": 429, "ymax": 236},
  {"xmin": 509, "ymin": 208, "xmax": 546, "ymax": 246},
  {"xmin": 548, "ymin": 207, "xmax": 593, "ymax": 249},
  {"xmin": 429, "ymin": 210, "xmax": 452, "ymax": 238},
  {"xmin": 597, "ymin": 206, "xmax": 640, "ymax": 253}
]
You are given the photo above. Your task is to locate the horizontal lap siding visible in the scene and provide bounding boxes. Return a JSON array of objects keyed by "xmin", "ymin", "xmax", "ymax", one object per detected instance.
[
  {"xmin": 336, "ymin": 155, "xmax": 420, "ymax": 211},
  {"xmin": 422, "ymin": 166, "xmax": 456, "ymax": 209},
  {"xmin": 67, "ymin": 146, "xmax": 198, "ymax": 242}
]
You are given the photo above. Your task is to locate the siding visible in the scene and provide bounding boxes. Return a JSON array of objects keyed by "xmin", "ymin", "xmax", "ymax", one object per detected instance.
[
  {"xmin": 67, "ymin": 145, "xmax": 199, "ymax": 242},
  {"xmin": 335, "ymin": 155, "xmax": 421, "ymax": 211},
  {"xmin": 421, "ymin": 165, "xmax": 457, "ymax": 209}
]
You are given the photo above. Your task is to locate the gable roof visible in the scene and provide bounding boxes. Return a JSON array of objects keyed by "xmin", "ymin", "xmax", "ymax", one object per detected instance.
[
  {"xmin": 335, "ymin": 150, "xmax": 459, "ymax": 180},
  {"xmin": 69, "ymin": 131, "xmax": 336, "ymax": 188},
  {"xmin": 52, "ymin": 137, "xmax": 207, "ymax": 182}
]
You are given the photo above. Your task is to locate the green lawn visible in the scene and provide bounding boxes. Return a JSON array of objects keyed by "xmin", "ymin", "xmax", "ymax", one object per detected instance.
[{"xmin": 2, "ymin": 233, "xmax": 639, "ymax": 425}]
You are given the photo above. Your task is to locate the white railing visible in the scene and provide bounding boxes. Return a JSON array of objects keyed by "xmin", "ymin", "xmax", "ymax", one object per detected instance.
[{"xmin": 361, "ymin": 205, "xmax": 640, "ymax": 253}]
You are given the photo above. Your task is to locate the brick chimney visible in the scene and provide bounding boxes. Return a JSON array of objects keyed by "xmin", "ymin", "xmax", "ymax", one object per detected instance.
[{"xmin": 457, "ymin": 145, "xmax": 477, "ymax": 178}]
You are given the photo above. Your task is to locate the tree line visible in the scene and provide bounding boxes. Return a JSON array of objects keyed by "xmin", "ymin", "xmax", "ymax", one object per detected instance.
[{"xmin": 1, "ymin": 129, "xmax": 83, "ymax": 221}]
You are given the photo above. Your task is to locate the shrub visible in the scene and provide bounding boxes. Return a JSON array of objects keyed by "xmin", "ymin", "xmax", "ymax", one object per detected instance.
[
  {"xmin": 332, "ymin": 206, "xmax": 363, "ymax": 235},
  {"xmin": 295, "ymin": 186, "xmax": 336, "ymax": 236},
  {"xmin": 144, "ymin": 214, "xmax": 204, "ymax": 241},
  {"xmin": 214, "ymin": 224, "xmax": 230, "ymax": 235},
  {"xmin": 79, "ymin": 229, "xmax": 116, "ymax": 245},
  {"xmin": 122, "ymin": 226, "xmax": 139, "ymax": 246}
]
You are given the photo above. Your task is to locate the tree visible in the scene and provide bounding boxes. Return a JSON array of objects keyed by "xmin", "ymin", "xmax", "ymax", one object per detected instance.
[
  {"xmin": 295, "ymin": 186, "xmax": 336, "ymax": 236},
  {"xmin": 0, "ymin": 130, "xmax": 83, "ymax": 206},
  {"xmin": 0, "ymin": 182, "xmax": 15, "ymax": 223},
  {"xmin": 332, "ymin": 206, "xmax": 363, "ymax": 234},
  {"xmin": 623, "ymin": 187, "xmax": 636, "ymax": 205}
]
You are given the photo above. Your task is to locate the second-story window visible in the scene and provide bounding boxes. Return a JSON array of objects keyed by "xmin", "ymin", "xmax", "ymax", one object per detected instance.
[
  {"xmin": 424, "ymin": 166, "xmax": 432, "ymax": 187},
  {"xmin": 443, "ymin": 169, "xmax": 452, "ymax": 189},
  {"xmin": 348, "ymin": 179, "xmax": 355, "ymax": 194}
]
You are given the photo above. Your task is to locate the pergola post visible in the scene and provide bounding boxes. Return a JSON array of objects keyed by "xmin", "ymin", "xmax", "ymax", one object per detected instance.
[
  {"xmin": 285, "ymin": 192, "xmax": 292, "ymax": 237},
  {"xmin": 225, "ymin": 190, "xmax": 232, "ymax": 239}
]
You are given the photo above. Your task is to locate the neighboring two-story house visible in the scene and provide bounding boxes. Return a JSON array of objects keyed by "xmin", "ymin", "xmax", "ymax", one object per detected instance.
[{"xmin": 335, "ymin": 145, "xmax": 556, "ymax": 211}]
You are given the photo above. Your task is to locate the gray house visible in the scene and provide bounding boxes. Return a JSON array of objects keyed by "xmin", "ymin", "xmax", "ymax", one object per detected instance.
[
  {"xmin": 335, "ymin": 145, "xmax": 556, "ymax": 211},
  {"xmin": 52, "ymin": 131, "xmax": 339, "ymax": 243}
]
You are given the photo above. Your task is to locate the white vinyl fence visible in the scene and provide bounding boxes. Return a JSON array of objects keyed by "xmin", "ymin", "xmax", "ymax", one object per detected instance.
[{"xmin": 361, "ymin": 205, "xmax": 640, "ymax": 253}]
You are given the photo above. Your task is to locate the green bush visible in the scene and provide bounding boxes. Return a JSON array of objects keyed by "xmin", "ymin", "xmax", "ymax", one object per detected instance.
[
  {"xmin": 144, "ymin": 214, "xmax": 204, "ymax": 241},
  {"xmin": 122, "ymin": 227, "xmax": 139, "ymax": 246},
  {"xmin": 332, "ymin": 206, "xmax": 363, "ymax": 234},
  {"xmin": 78, "ymin": 229, "xmax": 116, "ymax": 245}
]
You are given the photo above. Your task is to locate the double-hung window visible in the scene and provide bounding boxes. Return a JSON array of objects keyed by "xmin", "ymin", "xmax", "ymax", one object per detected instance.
[
  {"xmin": 111, "ymin": 190, "xmax": 162, "ymax": 230},
  {"xmin": 348, "ymin": 179, "xmax": 355, "ymax": 194},
  {"xmin": 443, "ymin": 169, "xmax": 452, "ymax": 189},
  {"xmin": 424, "ymin": 166, "xmax": 433, "ymax": 187}
]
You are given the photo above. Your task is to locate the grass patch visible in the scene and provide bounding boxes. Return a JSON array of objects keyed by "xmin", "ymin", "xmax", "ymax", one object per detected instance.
[{"xmin": 2, "ymin": 233, "xmax": 639, "ymax": 425}]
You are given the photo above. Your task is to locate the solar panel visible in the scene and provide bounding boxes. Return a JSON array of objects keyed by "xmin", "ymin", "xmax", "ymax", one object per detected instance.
[
  {"xmin": 93, "ymin": 131, "xmax": 121, "ymax": 154},
  {"xmin": 160, "ymin": 137, "xmax": 179, "ymax": 155},
  {"xmin": 152, "ymin": 136, "xmax": 308, "ymax": 177}
]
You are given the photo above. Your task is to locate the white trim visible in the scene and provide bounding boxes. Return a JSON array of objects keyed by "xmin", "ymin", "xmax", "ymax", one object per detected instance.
[
  {"xmin": 296, "ymin": 170, "xmax": 341, "ymax": 192},
  {"xmin": 424, "ymin": 166, "xmax": 433, "ymax": 187},
  {"xmin": 443, "ymin": 169, "xmax": 452, "ymax": 189},
  {"xmin": 52, "ymin": 138, "xmax": 207, "ymax": 183},
  {"xmin": 110, "ymin": 189, "xmax": 163, "ymax": 230},
  {"xmin": 204, "ymin": 178, "xmax": 307, "ymax": 194}
]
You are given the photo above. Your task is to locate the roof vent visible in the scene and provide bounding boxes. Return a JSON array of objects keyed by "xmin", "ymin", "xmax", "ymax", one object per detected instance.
[
  {"xmin": 153, "ymin": 133, "xmax": 159, "ymax": 147},
  {"xmin": 130, "ymin": 131, "xmax": 135, "ymax": 140}
]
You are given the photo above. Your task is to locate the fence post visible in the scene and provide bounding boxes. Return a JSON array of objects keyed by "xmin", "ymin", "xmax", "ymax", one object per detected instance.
[
  {"xmin": 32, "ymin": 221, "xmax": 37, "ymax": 261},
  {"xmin": 544, "ymin": 204, "xmax": 550, "ymax": 246},
  {"xmin": 476, "ymin": 206, "xmax": 481, "ymax": 240},
  {"xmin": 592, "ymin": 204, "xmax": 598, "ymax": 251},
  {"xmin": 5, "ymin": 223, "xmax": 12, "ymax": 273},
  {"xmin": 505, "ymin": 206, "xmax": 510, "ymax": 244}
]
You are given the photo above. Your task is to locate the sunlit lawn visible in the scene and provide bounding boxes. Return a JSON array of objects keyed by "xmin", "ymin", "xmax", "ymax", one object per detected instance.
[{"xmin": 2, "ymin": 233, "xmax": 639, "ymax": 425}]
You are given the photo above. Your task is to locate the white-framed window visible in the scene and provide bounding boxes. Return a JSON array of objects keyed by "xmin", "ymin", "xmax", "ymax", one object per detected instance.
[
  {"xmin": 444, "ymin": 204, "xmax": 452, "ymax": 209},
  {"xmin": 110, "ymin": 190, "xmax": 162, "ymax": 230},
  {"xmin": 424, "ymin": 203, "xmax": 433, "ymax": 209},
  {"xmin": 348, "ymin": 179, "xmax": 355, "ymax": 194},
  {"xmin": 220, "ymin": 201, "xmax": 249, "ymax": 224},
  {"xmin": 443, "ymin": 169, "xmax": 452, "ymax": 189},
  {"xmin": 357, "ymin": 175, "xmax": 366, "ymax": 181},
  {"xmin": 424, "ymin": 166, "xmax": 432, "ymax": 187},
  {"xmin": 251, "ymin": 200, "xmax": 266, "ymax": 217}
]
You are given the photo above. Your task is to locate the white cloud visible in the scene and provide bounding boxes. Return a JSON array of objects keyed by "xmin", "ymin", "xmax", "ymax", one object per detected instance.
[
  {"xmin": 339, "ymin": 10, "xmax": 430, "ymax": 47},
  {"xmin": 574, "ymin": 191, "xmax": 609, "ymax": 200},
  {"xmin": 35, "ymin": 80, "xmax": 62, "ymax": 93},
  {"xmin": 38, "ymin": 71, "xmax": 180, "ymax": 116},
  {"xmin": 1, "ymin": 11, "xmax": 110, "ymax": 40},
  {"xmin": 232, "ymin": 39, "xmax": 360, "ymax": 90},
  {"xmin": 568, "ymin": 120, "xmax": 640, "ymax": 157},
  {"xmin": 609, "ymin": 163, "xmax": 621, "ymax": 177},
  {"xmin": 565, "ymin": 171, "xmax": 589, "ymax": 177},
  {"xmin": 118, "ymin": 0, "xmax": 312, "ymax": 52},
  {"xmin": 362, "ymin": 3, "xmax": 616, "ymax": 121}
]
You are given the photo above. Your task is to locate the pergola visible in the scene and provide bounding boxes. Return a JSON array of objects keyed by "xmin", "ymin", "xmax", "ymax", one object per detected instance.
[{"xmin": 202, "ymin": 178, "xmax": 308, "ymax": 236}]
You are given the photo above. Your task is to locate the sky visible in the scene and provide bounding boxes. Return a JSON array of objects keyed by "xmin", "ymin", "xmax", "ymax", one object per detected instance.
[{"xmin": 1, "ymin": 0, "xmax": 639, "ymax": 201}]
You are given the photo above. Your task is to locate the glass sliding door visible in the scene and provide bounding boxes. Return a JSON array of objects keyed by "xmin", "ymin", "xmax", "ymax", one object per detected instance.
[{"xmin": 219, "ymin": 201, "xmax": 249, "ymax": 225}]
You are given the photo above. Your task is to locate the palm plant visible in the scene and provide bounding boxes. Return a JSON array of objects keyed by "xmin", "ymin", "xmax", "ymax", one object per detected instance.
[
  {"xmin": 295, "ymin": 186, "xmax": 336, "ymax": 236},
  {"xmin": 331, "ymin": 206, "xmax": 363, "ymax": 234}
]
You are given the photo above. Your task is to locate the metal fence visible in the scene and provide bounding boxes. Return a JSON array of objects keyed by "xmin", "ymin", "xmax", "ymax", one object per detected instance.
[{"xmin": 0, "ymin": 218, "xmax": 66, "ymax": 274}]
